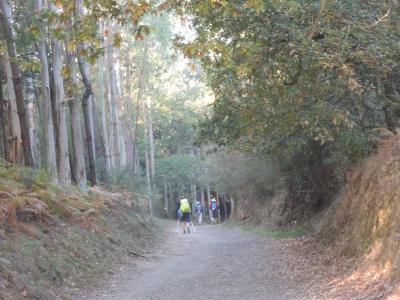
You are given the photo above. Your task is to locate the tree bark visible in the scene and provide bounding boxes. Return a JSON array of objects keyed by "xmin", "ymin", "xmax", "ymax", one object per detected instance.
[
  {"xmin": 115, "ymin": 65, "xmax": 126, "ymax": 167},
  {"xmin": 0, "ymin": 66, "xmax": 7, "ymax": 160},
  {"xmin": 206, "ymin": 181, "xmax": 211, "ymax": 220},
  {"xmin": 0, "ymin": 1, "xmax": 30, "ymax": 165},
  {"xmin": 91, "ymin": 93, "xmax": 111, "ymax": 188},
  {"xmin": 98, "ymin": 52, "xmax": 112, "ymax": 172},
  {"xmin": 48, "ymin": 2, "xmax": 70, "ymax": 182},
  {"xmin": 164, "ymin": 180, "xmax": 168, "ymax": 216},
  {"xmin": 78, "ymin": 56, "xmax": 97, "ymax": 186},
  {"xmin": 144, "ymin": 126, "xmax": 153, "ymax": 216},
  {"xmin": 107, "ymin": 44, "xmax": 121, "ymax": 167},
  {"xmin": 146, "ymin": 96, "xmax": 155, "ymax": 177},
  {"xmin": 26, "ymin": 77, "xmax": 39, "ymax": 167},
  {"xmin": 67, "ymin": 53, "xmax": 86, "ymax": 190},
  {"xmin": 35, "ymin": 0, "xmax": 57, "ymax": 180},
  {"xmin": 200, "ymin": 188, "xmax": 205, "ymax": 214},
  {"xmin": 104, "ymin": 39, "xmax": 115, "ymax": 168}
]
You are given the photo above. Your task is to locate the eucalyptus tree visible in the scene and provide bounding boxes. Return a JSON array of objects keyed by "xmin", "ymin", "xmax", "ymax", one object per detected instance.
[{"xmin": 0, "ymin": 0, "xmax": 32, "ymax": 166}]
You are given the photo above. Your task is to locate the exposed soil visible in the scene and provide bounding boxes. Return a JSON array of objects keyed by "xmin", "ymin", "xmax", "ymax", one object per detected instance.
[
  {"xmin": 75, "ymin": 222, "xmax": 399, "ymax": 300},
  {"xmin": 76, "ymin": 223, "xmax": 310, "ymax": 300}
]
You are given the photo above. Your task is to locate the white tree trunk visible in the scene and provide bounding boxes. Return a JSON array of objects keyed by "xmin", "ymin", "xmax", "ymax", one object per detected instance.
[
  {"xmin": 2, "ymin": 52, "xmax": 22, "ymax": 164},
  {"xmin": 68, "ymin": 56, "xmax": 86, "ymax": 190},
  {"xmin": 115, "ymin": 61, "xmax": 126, "ymax": 167},
  {"xmin": 122, "ymin": 122, "xmax": 133, "ymax": 168},
  {"xmin": 98, "ymin": 53, "xmax": 111, "ymax": 172},
  {"xmin": 164, "ymin": 180, "xmax": 169, "ymax": 215},
  {"xmin": 35, "ymin": 0, "xmax": 57, "ymax": 180},
  {"xmin": 144, "ymin": 128, "xmax": 153, "ymax": 216},
  {"xmin": 26, "ymin": 77, "xmax": 39, "ymax": 167},
  {"xmin": 105, "ymin": 57, "xmax": 115, "ymax": 168},
  {"xmin": 200, "ymin": 188, "xmax": 205, "ymax": 212},
  {"xmin": 107, "ymin": 44, "xmax": 121, "ymax": 167},
  {"xmin": 146, "ymin": 97, "xmax": 155, "ymax": 177},
  {"xmin": 191, "ymin": 183, "xmax": 197, "ymax": 213},
  {"xmin": 49, "ymin": 2, "xmax": 70, "ymax": 183},
  {"xmin": 207, "ymin": 181, "xmax": 211, "ymax": 220}
]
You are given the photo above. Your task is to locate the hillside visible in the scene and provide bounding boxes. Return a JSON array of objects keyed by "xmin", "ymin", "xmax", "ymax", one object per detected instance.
[
  {"xmin": 309, "ymin": 133, "xmax": 400, "ymax": 298},
  {"xmin": 0, "ymin": 162, "xmax": 159, "ymax": 299}
]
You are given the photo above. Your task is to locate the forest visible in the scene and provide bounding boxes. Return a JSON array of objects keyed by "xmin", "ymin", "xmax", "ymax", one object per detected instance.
[
  {"xmin": 0, "ymin": 0, "xmax": 218, "ymax": 219},
  {"xmin": 1, "ymin": 0, "xmax": 400, "ymax": 299}
]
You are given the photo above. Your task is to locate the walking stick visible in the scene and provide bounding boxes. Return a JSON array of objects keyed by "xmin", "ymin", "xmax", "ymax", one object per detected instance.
[{"xmin": 190, "ymin": 221, "xmax": 196, "ymax": 233}]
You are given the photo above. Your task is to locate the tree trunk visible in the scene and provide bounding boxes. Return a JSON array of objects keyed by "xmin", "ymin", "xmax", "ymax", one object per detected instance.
[
  {"xmin": 168, "ymin": 182, "xmax": 173, "ymax": 211},
  {"xmin": 206, "ymin": 181, "xmax": 211, "ymax": 220},
  {"xmin": 0, "ymin": 1, "xmax": 25, "ymax": 165},
  {"xmin": 2, "ymin": 53, "xmax": 21, "ymax": 165},
  {"xmin": 36, "ymin": 0, "xmax": 57, "ymax": 180},
  {"xmin": 123, "ymin": 47, "xmax": 134, "ymax": 169},
  {"xmin": 147, "ymin": 97, "xmax": 155, "ymax": 177},
  {"xmin": 98, "ymin": 52, "xmax": 112, "ymax": 172},
  {"xmin": 107, "ymin": 44, "xmax": 121, "ymax": 167},
  {"xmin": 78, "ymin": 56, "xmax": 97, "ymax": 186},
  {"xmin": 200, "ymin": 188, "xmax": 205, "ymax": 214},
  {"xmin": 26, "ymin": 77, "xmax": 39, "ymax": 167},
  {"xmin": 223, "ymin": 194, "xmax": 228, "ymax": 223},
  {"xmin": 48, "ymin": 2, "xmax": 70, "ymax": 182},
  {"xmin": 190, "ymin": 183, "xmax": 197, "ymax": 213},
  {"xmin": 230, "ymin": 195, "xmax": 235, "ymax": 218},
  {"xmin": 0, "ymin": 66, "xmax": 7, "ymax": 160},
  {"xmin": 115, "ymin": 65, "xmax": 126, "ymax": 167},
  {"xmin": 67, "ymin": 53, "xmax": 86, "ymax": 190},
  {"xmin": 164, "ymin": 180, "xmax": 168, "ymax": 216},
  {"xmin": 91, "ymin": 93, "xmax": 111, "ymax": 188},
  {"xmin": 52, "ymin": 39, "xmax": 70, "ymax": 183},
  {"xmin": 104, "ymin": 41, "xmax": 115, "ymax": 168},
  {"xmin": 216, "ymin": 190, "xmax": 221, "ymax": 224},
  {"xmin": 144, "ymin": 126, "xmax": 152, "ymax": 216},
  {"xmin": 122, "ymin": 122, "xmax": 134, "ymax": 168},
  {"xmin": 0, "ymin": 1, "xmax": 33, "ymax": 167}
]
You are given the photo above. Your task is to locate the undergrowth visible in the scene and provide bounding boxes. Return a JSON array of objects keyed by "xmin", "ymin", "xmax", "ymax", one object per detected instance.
[{"xmin": 0, "ymin": 161, "xmax": 159, "ymax": 299}]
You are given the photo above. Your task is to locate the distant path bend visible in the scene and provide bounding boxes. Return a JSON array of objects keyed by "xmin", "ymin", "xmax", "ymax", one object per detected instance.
[{"xmin": 83, "ymin": 223, "xmax": 308, "ymax": 300}]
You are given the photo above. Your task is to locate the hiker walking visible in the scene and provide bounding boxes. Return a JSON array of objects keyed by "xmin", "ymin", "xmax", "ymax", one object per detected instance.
[
  {"xmin": 179, "ymin": 198, "xmax": 191, "ymax": 233},
  {"xmin": 210, "ymin": 197, "xmax": 218, "ymax": 224},
  {"xmin": 195, "ymin": 201, "xmax": 203, "ymax": 225}
]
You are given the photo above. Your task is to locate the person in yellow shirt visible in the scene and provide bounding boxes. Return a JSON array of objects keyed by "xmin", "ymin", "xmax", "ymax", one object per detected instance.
[{"xmin": 179, "ymin": 198, "xmax": 191, "ymax": 234}]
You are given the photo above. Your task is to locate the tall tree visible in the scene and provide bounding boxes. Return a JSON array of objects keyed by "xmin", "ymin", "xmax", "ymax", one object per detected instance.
[
  {"xmin": 35, "ymin": 0, "xmax": 57, "ymax": 180},
  {"xmin": 0, "ymin": 0, "xmax": 33, "ymax": 167},
  {"xmin": 98, "ymin": 49, "xmax": 112, "ymax": 172},
  {"xmin": 67, "ymin": 52, "xmax": 86, "ymax": 190},
  {"xmin": 107, "ymin": 42, "xmax": 121, "ymax": 167},
  {"xmin": 78, "ymin": 56, "xmax": 97, "ymax": 186},
  {"xmin": 49, "ymin": 2, "xmax": 70, "ymax": 183}
]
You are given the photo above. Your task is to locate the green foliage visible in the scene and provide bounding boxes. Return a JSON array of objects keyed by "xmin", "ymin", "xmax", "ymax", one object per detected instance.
[
  {"xmin": 177, "ymin": 0, "xmax": 400, "ymax": 211},
  {"xmin": 155, "ymin": 154, "xmax": 204, "ymax": 192},
  {"xmin": 111, "ymin": 168, "xmax": 149, "ymax": 196}
]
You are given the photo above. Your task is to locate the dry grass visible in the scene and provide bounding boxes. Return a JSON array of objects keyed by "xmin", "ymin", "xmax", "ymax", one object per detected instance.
[
  {"xmin": 313, "ymin": 133, "xmax": 400, "ymax": 298},
  {"xmin": 0, "ymin": 162, "xmax": 157, "ymax": 299}
]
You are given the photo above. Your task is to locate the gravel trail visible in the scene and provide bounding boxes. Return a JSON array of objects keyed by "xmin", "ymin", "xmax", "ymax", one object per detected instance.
[{"xmin": 80, "ymin": 223, "xmax": 309, "ymax": 300}]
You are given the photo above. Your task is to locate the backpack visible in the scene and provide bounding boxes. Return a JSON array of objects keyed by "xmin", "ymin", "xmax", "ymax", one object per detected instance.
[
  {"xmin": 211, "ymin": 202, "xmax": 217, "ymax": 210},
  {"xmin": 180, "ymin": 199, "xmax": 191, "ymax": 213}
]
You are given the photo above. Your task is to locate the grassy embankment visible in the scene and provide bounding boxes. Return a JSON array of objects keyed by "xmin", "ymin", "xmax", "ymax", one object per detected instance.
[{"xmin": 0, "ymin": 161, "xmax": 161, "ymax": 299}]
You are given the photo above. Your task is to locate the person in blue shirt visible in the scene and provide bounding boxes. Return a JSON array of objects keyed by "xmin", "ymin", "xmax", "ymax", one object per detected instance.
[{"xmin": 195, "ymin": 201, "xmax": 203, "ymax": 224}]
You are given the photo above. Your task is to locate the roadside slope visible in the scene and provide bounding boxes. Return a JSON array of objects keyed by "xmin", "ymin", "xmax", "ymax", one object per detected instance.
[
  {"xmin": 313, "ymin": 133, "xmax": 400, "ymax": 298},
  {"xmin": 0, "ymin": 163, "xmax": 159, "ymax": 299}
]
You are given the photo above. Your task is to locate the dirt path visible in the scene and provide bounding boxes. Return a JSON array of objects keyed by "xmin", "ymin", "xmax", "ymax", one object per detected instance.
[{"xmin": 76, "ymin": 223, "xmax": 311, "ymax": 300}]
